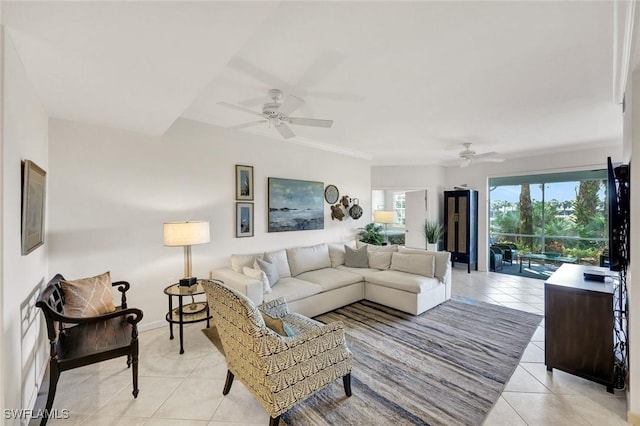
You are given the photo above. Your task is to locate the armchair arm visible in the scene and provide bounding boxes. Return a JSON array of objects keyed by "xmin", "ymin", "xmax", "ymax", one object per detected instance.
[
  {"xmin": 112, "ymin": 280, "xmax": 130, "ymax": 309},
  {"xmin": 45, "ymin": 306, "xmax": 144, "ymax": 327},
  {"xmin": 260, "ymin": 297, "xmax": 289, "ymax": 318},
  {"xmin": 260, "ymin": 321, "xmax": 351, "ymax": 375}
]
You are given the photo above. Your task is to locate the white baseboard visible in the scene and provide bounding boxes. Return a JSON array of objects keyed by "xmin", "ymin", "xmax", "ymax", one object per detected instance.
[
  {"xmin": 139, "ymin": 320, "xmax": 166, "ymax": 332},
  {"xmin": 629, "ymin": 410, "xmax": 640, "ymax": 425}
]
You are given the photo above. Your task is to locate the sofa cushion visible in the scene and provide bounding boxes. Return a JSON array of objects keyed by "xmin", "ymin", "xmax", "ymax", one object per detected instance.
[
  {"xmin": 256, "ymin": 258, "xmax": 280, "ymax": 287},
  {"xmin": 368, "ymin": 251, "xmax": 392, "ymax": 269},
  {"xmin": 390, "ymin": 252, "xmax": 435, "ymax": 278},
  {"xmin": 356, "ymin": 241, "xmax": 399, "ymax": 252},
  {"xmin": 344, "ymin": 245, "xmax": 368, "ymax": 268},
  {"xmin": 336, "ymin": 265, "xmax": 383, "ymax": 279},
  {"xmin": 366, "ymin": 270, "xmax": 441, "ymax": 294},
  {"xmin": 399, "ymin": 248, "xmax": 450, "ymax": 282},
  {"xmin": 264, "ymin": 249, "xmax": 291, "ymax": 278},
  {"xmin": 328, "ymin": 241, "xmax": 357, "ymax": 267},
  {"xmin": 286, "ymin": 243, "xmax": 331, "ymax": 276},
  {"xmin": 296, "ymin": 268, "xmax": 363, "ymax": 291},
  {"xmin": 242, "ymin": 266, "xmax": 271, "ymax": 294},
  {"xmin": 264, "ymin": 277, "xmax": 323, "ymax": 303},
  {"xmin": 231, "ymin": 253, "xmax": 262, "ymax": 273}
]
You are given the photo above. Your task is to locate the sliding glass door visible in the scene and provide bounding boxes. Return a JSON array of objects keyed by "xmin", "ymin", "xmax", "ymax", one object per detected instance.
[{"xmin": 489, "ymin": 170, "xmax": 608, "ymax": 263}]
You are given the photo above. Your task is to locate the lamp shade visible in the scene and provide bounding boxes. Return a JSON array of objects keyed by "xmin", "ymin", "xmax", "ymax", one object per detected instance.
[
  {"xmin": 374, "ymin": 210, "xmax": 396, "ymax": 224},
  {"xmin": 163, "ymin": 221, "xmax": 210, "ymax": 247}
]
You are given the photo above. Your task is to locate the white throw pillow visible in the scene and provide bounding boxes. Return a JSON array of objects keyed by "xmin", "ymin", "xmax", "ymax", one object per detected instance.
[
  {"xmin": 368, "ymin": 251, "xmax": 393, "ymax": 270},
  {"xmin": 286, "ymin": 243, "xmax": 331, "ymax": 276},
  {"xmin": 399, "ymin": 247, "xmax": 449, "ymax": 282},
  {"xmin": 390, "ymin": 252, "xmax": 435, "ymax": 277},
  {"xmin": 231, "ymin": 253, "xmax": 262, "ymax": 273},
  {"xmin": 242, "ymin": 266, "xmax": 272, "ymax": 294},
  {"xmin": 264, "ymin": 249, "xmax": 291, "ymax": 278}
]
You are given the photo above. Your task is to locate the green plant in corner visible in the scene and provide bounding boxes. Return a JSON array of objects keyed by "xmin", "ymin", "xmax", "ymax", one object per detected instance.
[
  {"xmin": 423, "ymin": 220, "xmax": 444, "ymax": 245},
  {"xmin": 358, "ymin": 223, "xmax": 384, "ymax": 246}
]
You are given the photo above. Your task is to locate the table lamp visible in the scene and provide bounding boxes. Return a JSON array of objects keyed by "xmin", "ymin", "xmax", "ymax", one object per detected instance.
[
  {"xmin": 164, "ymin": 221, "xmax": 210, "ymax": 286},
  {"xmin": 374, "ymin": 210, "xmax": 396, "ymax": 244}
]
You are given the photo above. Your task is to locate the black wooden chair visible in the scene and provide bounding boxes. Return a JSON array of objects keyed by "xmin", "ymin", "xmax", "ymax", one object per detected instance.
[
  {"xmin": 35, "ymin": 274, "xmax": 143, "ymax": 425},
  {"xmin": 490, "ymin": 246, "xmax": 504, "ymax": 271}
]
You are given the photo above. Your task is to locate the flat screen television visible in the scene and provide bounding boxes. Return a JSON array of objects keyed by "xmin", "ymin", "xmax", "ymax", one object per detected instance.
[{"xmin": 607, "ymin": 157, "xmax": 629, "ymax": 272}]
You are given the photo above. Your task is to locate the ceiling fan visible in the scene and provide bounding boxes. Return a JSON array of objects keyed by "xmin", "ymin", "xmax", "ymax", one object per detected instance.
[
  {"xmin": 217, "ymin": 89, "xmax": 333, "ymax": 139},
  {"xmin": 458, "ymin": 143, "xmax": 505, "ymax": 167}
]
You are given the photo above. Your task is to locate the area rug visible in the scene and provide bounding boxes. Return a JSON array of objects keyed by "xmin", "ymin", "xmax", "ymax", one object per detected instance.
[{"xmin": 281, "ymin": 298, "xmax": 542, "ymax": 426}]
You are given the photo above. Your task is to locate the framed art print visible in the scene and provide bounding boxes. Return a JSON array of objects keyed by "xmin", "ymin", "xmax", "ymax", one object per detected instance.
[
  {"xmin": 235, "ymin": 165, "xmax": 254, "ymax": 201},
  {"xmin": 268, "ymin": 177, "xmax": 324, "ymax": 232},
  {"xmin": 236, "ymin": 202, "xmax": 254, "ymax": 237},
  {"xmin": 21, "ymin": 160, "xmax": 47, "ymax": 255}
]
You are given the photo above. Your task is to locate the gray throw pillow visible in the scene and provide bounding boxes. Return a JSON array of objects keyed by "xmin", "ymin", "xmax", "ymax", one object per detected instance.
[
  {"xmin": 344, "ymin": 245, "xmax": 368, "ymax": 268},
  {"xmin": 256, "ymin": 258, "xmax": 280, "ymax": 287}
]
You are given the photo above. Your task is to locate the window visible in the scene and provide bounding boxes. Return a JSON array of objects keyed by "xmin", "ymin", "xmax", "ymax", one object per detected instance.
[
  {"xmin": 394, "ymin": 193, "xmax": 406, "ymax": 225},
  {"xmin": 489, "ymin": 169, "xmax": 608, "ymax": 262}
]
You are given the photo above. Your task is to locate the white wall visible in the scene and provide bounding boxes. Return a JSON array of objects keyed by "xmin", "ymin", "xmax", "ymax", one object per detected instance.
[
  {"xmin": 48, "ymin": 118, "xmax": 371, "ymax": 329},
  {"xmin": 625, "ymin": 68, "xmax": 639, "ymax": 422},
  {"xmin": 2, "ymin": 31, "xmax": 49, "ymax": 418}
]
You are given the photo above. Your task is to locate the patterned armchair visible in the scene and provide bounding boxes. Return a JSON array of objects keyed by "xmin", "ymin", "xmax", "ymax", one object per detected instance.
[{"xmin": 202, "ymin": 280, "xmax": 353, "ymax": 426}]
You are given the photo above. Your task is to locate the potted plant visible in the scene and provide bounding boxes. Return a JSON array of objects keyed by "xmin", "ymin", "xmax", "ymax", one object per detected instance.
[
  {"xmin": 423, "ymin": 220, "xmax": 444, "ymax": 251},
  {"xmin": 358, "ymin": 223, "xmax": 384, "ymax": 246}
]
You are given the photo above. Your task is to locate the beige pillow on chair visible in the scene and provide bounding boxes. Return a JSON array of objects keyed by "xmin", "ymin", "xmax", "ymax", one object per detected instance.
[{"xmin": 60, "ymin": 271, "xmax": 116, "ymax": 317}]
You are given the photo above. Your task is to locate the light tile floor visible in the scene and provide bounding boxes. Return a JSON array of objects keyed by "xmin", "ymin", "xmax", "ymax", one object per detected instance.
[{"xmin": 42, "ymin": 266, "xmax": 629, "ymax": 425}]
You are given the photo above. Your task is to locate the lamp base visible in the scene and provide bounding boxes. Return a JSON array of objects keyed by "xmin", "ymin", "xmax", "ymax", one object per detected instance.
[{"xmin": 179, "ymin": 277, "xmax": 197, "ymax": 287}]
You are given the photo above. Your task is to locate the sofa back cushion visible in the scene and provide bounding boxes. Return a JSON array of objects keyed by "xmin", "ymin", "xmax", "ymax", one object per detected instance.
[
  {"xmin": 328, "ymin": 241, "xmax": 357, "ymax": 267},
  {"xmin": 368, "ymin": 251, "xmax": 392, "ymax": 269},
  {"xmin": 286, "ymin": 243, "xmax": 332, "ymax": 276},
  {"xmin": 344, "ymin": 245, "xmax": 369, "ymax": 268},
  {"xmin": 264, "ymin": 249, "xmax": 291, "ymax": 278},
  {"xmin": 398, "ymin": 248, "xmax": 450, "ymax": 282},
  {"xmin": 356, "ymin": 241, "xmax": 399, "ymax": 252},
  {"xmin": 390, "ymin": 252, "xmax": 435, "ymax": 278},
  {"xmin": 231, "ymin": 253, "xmax": 262, "ymax": 273}
]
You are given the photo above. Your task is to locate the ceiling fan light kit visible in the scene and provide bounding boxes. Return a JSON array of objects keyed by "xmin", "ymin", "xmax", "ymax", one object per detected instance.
[{"xmin": 218, "ymin": 88, "xmax": 334, "ymax": 139}]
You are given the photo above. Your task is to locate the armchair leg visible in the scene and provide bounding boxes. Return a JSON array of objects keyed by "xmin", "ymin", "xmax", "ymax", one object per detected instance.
[
  {"xmin": 269, "ymin": 415, "xmax": 281, "ymax": 426},
  {"xmin": 41, "ymin": 360, "xmax": 60, "ymax": 426},
  {"xmin": 223, "ymin": 370, "xmax": 234, "ymax": 395},
  {"xmin": 131, "ymin": 352, "xmax": 139, "ymax": 398},
  {"xmin": 343, "ymin": 373, "xmax": 352, "ymax": 397}
]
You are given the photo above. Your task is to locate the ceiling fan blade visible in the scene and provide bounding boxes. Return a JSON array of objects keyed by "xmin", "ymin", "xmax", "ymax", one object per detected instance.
[
  {"xmin": 288, "ymin": 117, "xmax": 334, "ymax": 128},
  {"xmin": 240, "ymin": 95, "xmax": 269, "ymax": 107},
  {"xmin": 277, "ymin": 95, "xmax": 304, "ymax": 115},
  {"xmin": 275, "ymin": 122, "xmax": 295, "ymax": 139},
  {"xmin": 473, "ymin": 151, "xmax": 500, "ymax": 159},
  {"xmin": 227, "ymin": 56, "xmax": 289, "ymax": 89},
  {"xmin": 476, "ymin": 157, "xmax": 506, "ymax": 163},
  {"xmin": 217, "ymin": 102, "xmax": 263, "ymax": 117},
  {"xmin": 230, "ymin": 120, "xmax": 267, "ymax": 129}
]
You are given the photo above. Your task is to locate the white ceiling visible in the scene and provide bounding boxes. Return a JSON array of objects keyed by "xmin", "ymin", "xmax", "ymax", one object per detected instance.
[{"xmin": 3, "ymin": 1, "xmax": 621, "ymax": 166}]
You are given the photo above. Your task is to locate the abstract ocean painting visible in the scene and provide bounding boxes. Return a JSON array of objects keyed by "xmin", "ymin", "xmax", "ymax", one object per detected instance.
[{"xmin": 268, "ymin": 178, "xmax": 324, "ymax": 232}]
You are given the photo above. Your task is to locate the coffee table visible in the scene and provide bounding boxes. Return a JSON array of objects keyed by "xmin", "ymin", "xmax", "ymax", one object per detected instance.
[{"xmin": 519, "ymin": 253, "xmax": 577, "ymax": 273}]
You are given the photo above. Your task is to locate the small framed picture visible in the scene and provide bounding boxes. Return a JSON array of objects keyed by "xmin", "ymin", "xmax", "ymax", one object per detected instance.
[
  {"xmin": 236, "ymin": 202, "xmax": 254, "ymax": 238},
  {"xmin": 235, "ymin": 165, "xmax": 254, "ymax": 201},
  {"xmin": 21, "ymin": 160, "xmax": 47, "ymax": 255}
]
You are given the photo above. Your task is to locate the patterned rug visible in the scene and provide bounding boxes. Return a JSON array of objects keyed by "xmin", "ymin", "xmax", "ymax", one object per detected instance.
[{"xmin": 280, "ymin": 298, "xmax": 542, "ymax": 426}]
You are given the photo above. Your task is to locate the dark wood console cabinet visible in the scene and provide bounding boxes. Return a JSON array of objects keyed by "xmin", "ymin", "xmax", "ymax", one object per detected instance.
[
  {"xmin": 444, "ymin": 190, "xmax": 478, "ymax": 273},
  {"xmin": 545, "ymin": 264, "xmax": 615, "ymax": 393}
]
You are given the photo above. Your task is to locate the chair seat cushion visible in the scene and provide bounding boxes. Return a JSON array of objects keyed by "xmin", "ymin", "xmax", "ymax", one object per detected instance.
[
  {"xmin": 296, "ymin": 268, "xmax": 363, "ymax": 291},
  {"xmin": 366, "ymin": 270, "xmax": 441, "ymax": 294}
]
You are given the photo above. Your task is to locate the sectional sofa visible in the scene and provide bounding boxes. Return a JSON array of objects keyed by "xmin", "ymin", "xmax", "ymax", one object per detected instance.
[{"xmin": 209, "ymin": 242, "xmax": 451, "ymax": 317}]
